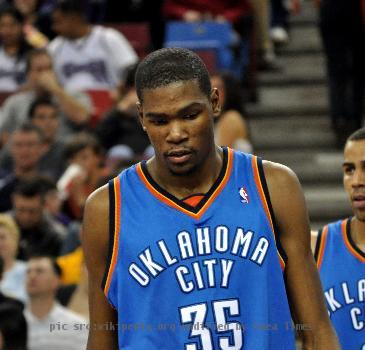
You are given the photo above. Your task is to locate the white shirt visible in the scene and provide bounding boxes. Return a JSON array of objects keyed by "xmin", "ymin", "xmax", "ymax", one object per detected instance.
[
  {"xmin": 0, "ymin": 47, "xmax": 26, "ymax": 91},
  {"xmin": 24, "ymin": 303, "xmax": 88, "ymax": 350},
  {"xmin": 0, "ymin": 260, "xmax": 27, "ymax": 302},
  {"xmin": 48, "ymin": 25, "xmax": 138, "ymax": 90}
]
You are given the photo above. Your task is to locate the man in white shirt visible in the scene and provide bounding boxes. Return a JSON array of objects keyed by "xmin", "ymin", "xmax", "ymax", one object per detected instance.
[
  {"xmin": 48, "ymin": 0, "xmax": 138, "ymax": 91},
  {"xmin": 24, "ymin": 255, "xmax": 88, "ymax": 350}
]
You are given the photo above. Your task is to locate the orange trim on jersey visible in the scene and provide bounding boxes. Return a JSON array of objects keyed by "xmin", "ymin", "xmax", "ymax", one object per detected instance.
[
  {"xmin": 136, "ymin": 148, "xmax": 234, "ymax": 220},
  {"xmin": 251, "ymin": 156, "xmax": 285, "ymax": 270},
  {"xmin": 316, "ymin": 225, "xmax": 329, "ymax": 269},
  {"xmin": 342, "ymin": 219, "xmax": 365, "ymax": 263},
  {"xmin": 103, "ymin": 176, "xmax": 121, "ymax": 297},
  {"xmin": 183, "ymin": 195, "xmax": 205, "ymax": 208}
]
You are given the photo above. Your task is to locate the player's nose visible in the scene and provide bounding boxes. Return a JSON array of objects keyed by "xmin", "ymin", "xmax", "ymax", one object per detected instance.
[
  {"xmin": 166, "ymin": 120, "xmax": 188, "ymax": 143},
  {"xmin": 352, "ymin": 169, "xmax": 365, "ymax": 187}
]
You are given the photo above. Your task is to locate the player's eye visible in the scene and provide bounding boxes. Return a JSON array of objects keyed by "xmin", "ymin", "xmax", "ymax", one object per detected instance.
[
  {"xmin": 184, "ymin": 112, "xmax": 199, "ymax": 120},
  {"xmin": 343, "ymin": 166, "xmax": 355, "ymax": 175},
  {"xmin": 151, "ymin": 119, "xmax": 167, "ymax": 126}
]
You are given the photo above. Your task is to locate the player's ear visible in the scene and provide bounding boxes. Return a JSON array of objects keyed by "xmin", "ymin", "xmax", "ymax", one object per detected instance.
[
  {"xmin": 137, "ymin": 101, "xmax": 147, "ymax": 132},
  {"xmin": 210, "ymin": 87, "xmax": 221, "ymax": 118}
]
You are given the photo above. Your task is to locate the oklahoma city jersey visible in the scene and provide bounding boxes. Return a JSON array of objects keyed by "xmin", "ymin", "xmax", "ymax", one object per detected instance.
[
  {"xmin": 315, "ymin": 218, "xmax": 365, "ymax": 349},
  {"xmin": 103, "ymin": 148, "xmax": 295, "ymax": 349}
]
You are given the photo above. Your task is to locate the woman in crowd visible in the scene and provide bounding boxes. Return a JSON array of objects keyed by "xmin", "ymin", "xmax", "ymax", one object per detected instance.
[
  {"xmin": 211, "ymin": 70, "xmax": 252, "ymax": 152},
  {"xmin": 0, "ymin": 5, "xmax": 33, "ymax": 91},
  {"xmin": 0, "ymin": 213, "xmax": 27, "ymax": 302}
]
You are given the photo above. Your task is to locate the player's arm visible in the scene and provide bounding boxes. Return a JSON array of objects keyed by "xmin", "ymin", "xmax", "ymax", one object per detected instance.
[
  {"xmin": 263, "ymin": 161, "xmax": 340, "ymax": 350},
  {"xmin": 81, "ymin": 185, "xmax": 118, "ymax": 349}
]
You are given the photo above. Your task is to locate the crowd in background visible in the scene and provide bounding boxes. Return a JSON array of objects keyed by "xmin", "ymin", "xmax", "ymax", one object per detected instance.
[{"xmin": 0, "ymin": 0, "xmax": 363, "ymax": 349}]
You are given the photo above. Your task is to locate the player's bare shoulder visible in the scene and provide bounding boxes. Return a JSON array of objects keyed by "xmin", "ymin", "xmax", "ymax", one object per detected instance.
[
  {"xmin": 261, "ymin": 160, "xmax": 301, "ymax": 189},
  {"xmin": 82, "ymin": 184, "xmax": 110, "ymax": 253}
]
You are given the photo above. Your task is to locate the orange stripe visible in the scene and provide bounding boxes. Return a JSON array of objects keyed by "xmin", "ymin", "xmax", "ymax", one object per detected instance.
[
  {"xmin": 252, "ymin": 156, "xmax": 285, "ymax": 270},
  {"xmin": 104, "ymin": 177, "xmax": 121, "ymax": 297},
  {"xmin": 137, "ymin": 148, "xmax": 234, "ymax": 220},
  {"xmin": 316, "ymin": 225, "xmax": 328, "ymax": 269},
  {"xmin": 342, "ymin": 219, "xmax": 365, "ymax": 264}
]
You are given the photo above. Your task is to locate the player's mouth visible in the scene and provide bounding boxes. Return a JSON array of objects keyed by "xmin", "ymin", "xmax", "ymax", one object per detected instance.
[
  {"xmin": 352, "ymin": 194, "xmax": 365, "ymax": 209},
  {"xmin": 165, "ymin": 149, "xmax": 192, "ymax": 165}
]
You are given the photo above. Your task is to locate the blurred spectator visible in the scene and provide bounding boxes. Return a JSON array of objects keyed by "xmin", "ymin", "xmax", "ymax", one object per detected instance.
[
  {"xmin": 12, "ymin": 177, "xmax": 65, "ymax": 260},
  {"xmin": 59, "ymin": 132, "xmax": 107, "ymax": 220},
  {"xmin": 270, "ymin": 0, "xmax": 300, "ymax": 46},
  {"xmin": 0, "ymin": 255, "xmax": 24, "ymax": 308},
  {"xmin": 0, "ymin": 97, "xmax": 66, "ymax": 180},
  {"xmin": 24, "ymin": 256, "xmax": 87, "ymax": 350},
  {"xmin": 0, "ymin": 255, "xmax": 26, "ymax": 350},
  {"xmin": 248, "ymin": 0, "xmax": 278, "ymax": 71},
  {"xmin": 12, "ymin": 0, "xmax": 56, "ymax": 45},
  {"xmin": 57, "ymin": 244, "xmax": 83, "ymax": 285},
  {"xmin": 0, "ymin": 214, "xmax": 27, "ymax": 302},
  {"xmin": 57, "ymin": 260, "xmax": 88, "ymax": 320},
  {"xmin": 48, "ymin": 0, "xmax": 138, "ymax": 90},
  {"xmin": 39, "ymin": 176, "xmax": 71, "ymax": 228},
  {"xmin": 0, "ymin": 123, "xmax": 44, "ymax": 212},
  {"xmin": 318, "ymin": 0, "xmax": 365, "ymax": 145},
  {"xmin": 95, "ymin": 63, "xmax": 150, "ymax": 156},
  {"xmin": 105, "ymin": 144, "xmax": 137, "ymax": 176},
  {"xmin": 28, "ymin": 96, "xmax": 66, "ymax": 178},
  {"xmin": 0, "ymin": 48, "xmax": 91, "ymax": 146},
  {"xmin": 0, "ymin": 303, "xmax": 27, "ymax": 350},
  {"xmin": 211, "ymin": 71, "xmax": 252, "ymax": 152},
  {"xmin": 0, "ymin": 4, "xmax": 33, "ymax": 91}
]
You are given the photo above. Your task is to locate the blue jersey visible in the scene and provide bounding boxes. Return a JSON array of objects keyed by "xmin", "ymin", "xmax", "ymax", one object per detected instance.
[
  {"xmin": 315, "ymin": 218, "xmax": 365, "ymax": 349},
  {"xmin": 103, "ymin": 148, "xmax": 295, "ymax": 349}
]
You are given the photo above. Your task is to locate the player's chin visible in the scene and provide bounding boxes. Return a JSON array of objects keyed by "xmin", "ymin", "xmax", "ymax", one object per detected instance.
[
  {"xmin": 354, "ymin": 209, "xmax": 365, "ymax": 222},
  {"xmin": 166, "ymin": 160, "xmax": 197, "ymax": 176}
]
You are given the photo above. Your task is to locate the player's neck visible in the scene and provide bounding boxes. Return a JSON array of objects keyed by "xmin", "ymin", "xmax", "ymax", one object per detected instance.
[
  {"xmin": 150, "ymin": 146, "xmax": 223, "ymax": 199},
  {"xmin": 351, "ymin": 217, "xmax": 365, "ymax": 251}
]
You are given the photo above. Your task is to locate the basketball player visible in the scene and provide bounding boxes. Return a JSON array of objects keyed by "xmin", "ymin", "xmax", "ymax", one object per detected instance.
[
  {"xmin": 313, "ymin": 127, "xmax": 365, "ymax": 349},
  {"xmin": 82, "ymin": 48, "xmax": 339, "ymax": 349}
]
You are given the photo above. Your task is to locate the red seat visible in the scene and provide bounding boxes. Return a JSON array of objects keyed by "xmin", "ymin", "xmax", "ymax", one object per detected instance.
[
  {"xmin": 0, "ymin": 91, "xmax": 13, "ymax": 106},
  {"xmin": 85, "ymin": 89, "xmax": 114, "ymax": 128},
  {"xmin": 194, "ymin": 50, "xmax": 218, "ymax": 74},
  {"xmin": 105, "ymin": 22, "xmax": 151, "ymax": 58}
]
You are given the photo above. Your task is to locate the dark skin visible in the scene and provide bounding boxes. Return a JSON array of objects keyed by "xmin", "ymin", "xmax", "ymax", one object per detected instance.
[
  {"xmin": 312, "ymin": 139, "xmax": 365, "ymax": 254},
  {"xmin": 82, "ymin": 79, "xmax": 340, "ymax": 349},
  {"xmin": 343, "ymin": 140, "xmax": 365, "ymax": 250}
]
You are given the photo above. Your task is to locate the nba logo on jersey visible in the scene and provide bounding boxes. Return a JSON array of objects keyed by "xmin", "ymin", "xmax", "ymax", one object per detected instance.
[{"xmin": 239, "ymin": 187, "xmax": 249, "ymax": 203}]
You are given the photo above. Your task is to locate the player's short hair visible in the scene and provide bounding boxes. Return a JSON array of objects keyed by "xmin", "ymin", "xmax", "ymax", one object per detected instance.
[
  {"xmin": 135, "ymin": 48, "xmax": 212, "ymax": 103},
  {"xmin": 347, "ymin": 127, "xmax": 365, "ymax": 142}
]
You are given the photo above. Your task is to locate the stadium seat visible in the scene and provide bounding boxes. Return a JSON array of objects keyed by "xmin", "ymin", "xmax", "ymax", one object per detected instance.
[
  {"xmin": 85, "ymin": 89, "xmax": 114, "ymax": 128},
  {"xmin": 163, "ymin": 21, "xmax": 235, "ymax": 72},
  {"xmin": 105, "ymin": 22, "xmax": 151, "ymax": 58},
  {"xmin": 0, "ymin": 91, "xmax": 13, "ymax": 106}
]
